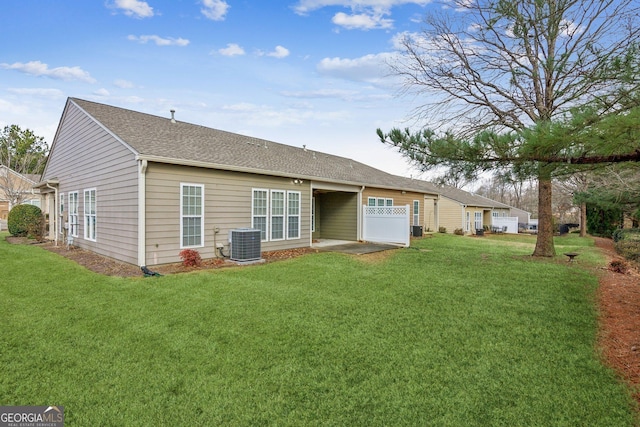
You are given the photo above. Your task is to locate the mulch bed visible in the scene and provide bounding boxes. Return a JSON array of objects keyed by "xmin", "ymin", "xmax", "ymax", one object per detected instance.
[
  {"xmin": 6, "ymin": 235, "xmax": 640, "ymax": 407},
  {"xmin": 5, "ymin": 236, "xmax": 317, "ymax": 277},
  {"xmin": 593, "ymin": 237, "xmax": 640, "ymax": 405}
]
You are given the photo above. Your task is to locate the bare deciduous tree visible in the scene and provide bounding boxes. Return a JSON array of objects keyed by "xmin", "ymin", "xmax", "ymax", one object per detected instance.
[{"xmin": 378, "ymin": 0, "xmax": 640, "ymax": 256}]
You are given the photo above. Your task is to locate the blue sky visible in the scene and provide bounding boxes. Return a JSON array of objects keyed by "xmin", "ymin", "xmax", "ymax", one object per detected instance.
[{"xmin": 1, "ymin": 0, "xmax": 440, "ymax": 177}]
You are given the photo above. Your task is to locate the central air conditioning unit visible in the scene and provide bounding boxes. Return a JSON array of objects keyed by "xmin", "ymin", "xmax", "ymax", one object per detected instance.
[{"xmin": 229, "ymin": 228, "xmax": 262, "ymax": 262}]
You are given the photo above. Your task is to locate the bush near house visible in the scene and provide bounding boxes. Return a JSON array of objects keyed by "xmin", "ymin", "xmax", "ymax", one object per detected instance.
[
  {"xmin": 7, "ymin": 204, "xmax": 43, "ymax": 239},
  {"xmin": 178, "ymin": 249, "xmax": 202, "ymax": 267}
]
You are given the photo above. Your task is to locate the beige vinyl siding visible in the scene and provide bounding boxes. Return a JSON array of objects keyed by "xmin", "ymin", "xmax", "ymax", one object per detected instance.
[
  {"xmin": 145, "ymin": 163, "xmax": 311, "ymax": 265},
  {"xmin": 423, "ymin": 197, "xmax": 437, "ymax": 232},
  {"xmin": 316, "ymin": 192, "xmax": 357, "ymax": 240},
  {"xmin": 42, "ymin": 102, "xmax": 139, "ymax": 264},
  {"xmin": 438, "ymin": 197, "xmax": 465, "ymax": 234}
]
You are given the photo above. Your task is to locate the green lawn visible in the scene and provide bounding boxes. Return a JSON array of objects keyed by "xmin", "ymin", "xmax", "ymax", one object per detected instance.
[{"xmin": 0, "ymin": 232, "xmax": 636, "ymax": 426}]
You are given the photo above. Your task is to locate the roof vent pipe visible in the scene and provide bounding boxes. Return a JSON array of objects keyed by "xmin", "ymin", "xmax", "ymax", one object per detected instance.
[{"xmin": 170, "ymin": 109, "xmax": 176, "ymax": 123}]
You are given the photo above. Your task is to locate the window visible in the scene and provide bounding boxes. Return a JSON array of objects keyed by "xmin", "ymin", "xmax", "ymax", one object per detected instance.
[
  {"xmin": 368, "ymin": 197, "xmax": 393, "ymax": 207},
  {"xmin": 180, "ymin": 184, "xmax": 203, "ymax": 248},
  {"xmin": 466, "ymin": 212, "xmax": 471, "ymax": 232},
  {"xmin": 271, "ymin": 190, "xmax": 285, "ymax": 240},
  {"xmin": 252, "ymin": 189, "xmax": 268, "ymax": 241},
  {"xmin": 22, "ymin": 199, "xmax": 41, "ymax": 208},
  {"xmin": 474, "ymin": 211, "xmax": 482, "ymax": 231},
  {"xmin": 413, "ymin": 200, "xmax": 420, "ymax": 226},
  {"xmin": 69, "ymin": 192, "xmax": 79, "ymax": 237},
  {"xmin": 84, "ymin": 189, "xmax": 96, "ymax": 241},
  {"xmin": 288, "ymin": 191, "xmax": 300, "ymax": 239}
]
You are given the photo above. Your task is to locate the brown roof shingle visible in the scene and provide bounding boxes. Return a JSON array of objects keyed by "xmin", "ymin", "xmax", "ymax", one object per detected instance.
[{"xmin": 72, "ymin": 98, "xmax": 429, "ymax": 191}]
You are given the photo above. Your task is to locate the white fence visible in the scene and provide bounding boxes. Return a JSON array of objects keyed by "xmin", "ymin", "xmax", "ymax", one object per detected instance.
[
  {"xmin": 491, "ymin": 216, "xmax": 519, "ymax": 234},
  {"xmin": 362, "ymin": 205, "xmax": 410, "ymax": 247}
]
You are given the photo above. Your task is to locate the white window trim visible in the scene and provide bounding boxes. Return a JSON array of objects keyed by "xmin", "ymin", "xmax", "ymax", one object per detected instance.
[
  {"xmin": 180, "ymin": 183, "xmax": 204, "ymax": 249},
  {"xmin": 413, "ymin": 200, "xmax": 420, "ymax": 226},
  {"xmin": 287, "ymin": 191, "xmax": 301, "ymax": 240},
  {"xmin": 252, "ymin": 188, "xmax": 269, "ymax": 242},
  {"xmin": 69, "ymin": 191, "xmax": 79, "ymax": 237},
  {"xmin": 270, "ymin": 190, "xmax": 286, "ymax": 241},
  {"xmin": 84, "ymin": 188, "xmax": 97, "ymax": 242}
]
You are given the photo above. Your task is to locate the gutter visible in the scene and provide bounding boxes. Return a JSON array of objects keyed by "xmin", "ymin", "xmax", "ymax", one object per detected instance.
[
  {"xmin": 358, "ymin": 185, "xmax": 365, "ymax": 240},
  {"xmin": 45, "ymin": 181, "xmax": 59, "ymax": 246},
  {"xmin": 134, "ymin": 154, "xmax": 437, "ymax": 196},
  {"xmin": 138, "ymin": 160, "xmax": 147, "ymax": 266}
]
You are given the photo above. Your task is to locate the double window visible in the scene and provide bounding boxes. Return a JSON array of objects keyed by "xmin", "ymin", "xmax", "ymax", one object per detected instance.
[
  {"xmin": 84, "ymin": 189, "xmax": 96, "ymax": 241},
  {"xmin": 181, "ymin": 184, "xmax": 204, "ymax": 248},
  {"xmin": 252, "ymin": 189, "xmax": 301, "ymax": 242}
]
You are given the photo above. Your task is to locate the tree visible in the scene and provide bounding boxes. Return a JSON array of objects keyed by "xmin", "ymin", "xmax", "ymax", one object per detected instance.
[
  {"xmin": 377, "ymin": 0, "xmax": 640, "ymax": 256},
  {"xmin": 574, "ymin": 163, "xmax": 640, "ymax": 229},
  {"xmin": 0, "ymin": 125, "xmax": 49, "ymax": 207}
]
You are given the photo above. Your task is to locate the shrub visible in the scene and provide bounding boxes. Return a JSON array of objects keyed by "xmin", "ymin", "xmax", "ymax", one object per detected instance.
[
  {"xmin": 614, "ymin": 240, "xmax": 640, "ymax": 262},
  {"xmin": 454, "ymin": 228, "xmax": 464, "ymax": 235},
  {"xmin": 438, "ymin": 226, "xmax": 447, "ymax": 234},
  {"xmin": 8, "ymin": 204, "xmax": 43, "ymax": 239},
  {"xmin": 179, "ymin": 249, "xmax": 202, "ymax": 267},
  {"xmin": 612, "ymin": 228, "xmax": 625, "ymax": 242}
]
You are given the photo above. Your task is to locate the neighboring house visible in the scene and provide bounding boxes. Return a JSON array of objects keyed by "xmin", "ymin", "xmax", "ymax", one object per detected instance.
[
  {"xmin": 432, "ymin": 186, "xmax": 515, "ymax": 234},
  {"xmin": 36, "ymin": 98, "xmax": 442, "ymax": 266},
  {"xmin": 0, "ymin": 165, "xmax": 41, "ymax": 230}
]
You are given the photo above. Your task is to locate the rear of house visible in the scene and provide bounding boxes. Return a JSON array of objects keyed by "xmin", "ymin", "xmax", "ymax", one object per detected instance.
[{"xmin": 38, "ymin": 98, "xmax": 442, "ymax": 267}]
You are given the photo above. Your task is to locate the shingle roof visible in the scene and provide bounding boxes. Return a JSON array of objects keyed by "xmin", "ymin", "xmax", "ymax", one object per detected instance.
[
  {"xmin": 70, "ymin": 98, "xmax": 433, "ymax": 192},
  {"xmin": 437, "ymin": 185, "xmax": 511, "ymax": 209}
]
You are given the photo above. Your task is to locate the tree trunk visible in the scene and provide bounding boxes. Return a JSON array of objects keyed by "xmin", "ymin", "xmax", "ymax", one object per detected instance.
[
  {"xmin": 533, "ymin": 171, "xmax": 556, "ymax": 257},
  {"xmin": 579, "ymin": 201, "xmax": 587, "ymax": 237}
]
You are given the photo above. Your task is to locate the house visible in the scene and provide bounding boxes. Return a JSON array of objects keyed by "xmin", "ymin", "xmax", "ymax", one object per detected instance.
[
  {"xmin": 0, "ymin": 165, "xmax": 41, "ymax": 230},
  {"xmin": 36, "ymin": 98, "xmax": 442, "ymax": 266},
  {"xmin": 430, "ymin": 185, "xmax": 515, "ymax": 234}
]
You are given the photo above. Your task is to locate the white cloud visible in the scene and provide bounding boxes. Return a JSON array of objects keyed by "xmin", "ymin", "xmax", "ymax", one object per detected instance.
[
  {"xmin": 94, "ymin": 88, "xmax": 110, "ymax": 96},
  {"xmin": 266, "ymin": 46, "xmax": 290, "ymax": 58},
  {"xmin": 217, "ymin": 43, "xmax": 245, "ymax": 56},
  {"xmin": 111, "ymin": 0, "xmax": 154, "ymax": 18},
  {"xmin": 292, "ymin": 1, "xmax": 429, "ymax": 14},
  {"xmin": 332, "ymin": 11, "xmax": 393, "ymax": 30},
  {"xmin": 293, "ymin": 1, "xmax": 434, "ymax": 31},
  {"xmin": 114, "ymin": 79, "xmax": 135, "ymax": 89},
  {"xmin": 7, "ymin": 88, "xmax": 65, "ymax": 98},
  {"xmin": 127, "ymin": 35, "xmax": 190, "ymax": 46},
  {"xmin": 221, "ymin": 102, "xmax": 350, "ymax": 127},
  {"xmin": 201, "ymin": 0, "xmax": 229, "ymax": 21},
  {"xmin": 316, "ymin": 52, "xmax": 396, "ymax": 83},
  {"xmin": 0, "ymin": 61, "xmax": 96, "ymax": 83}
]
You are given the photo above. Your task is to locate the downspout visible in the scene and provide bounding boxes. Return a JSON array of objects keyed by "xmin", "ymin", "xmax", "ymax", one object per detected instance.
[
  {"xmin": 358, "ymin": 185, "xmax": 365, "ymax": 241},
  {"xmin": 462, "ymin": 204, "xmax": 467, "ymax": 234},
  {"xmin": 138, "ymin": 160, "xmax": 147, "ymax": 267},
  {"xmin": 45, "ymin": 182, "xmax": 58, "ymax": 246}
]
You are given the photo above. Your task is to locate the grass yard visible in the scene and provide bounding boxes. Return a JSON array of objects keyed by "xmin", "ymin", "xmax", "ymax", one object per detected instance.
[{"xmin": 0, "ymin": 232, "xmax": 637, "ymax": 426}]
